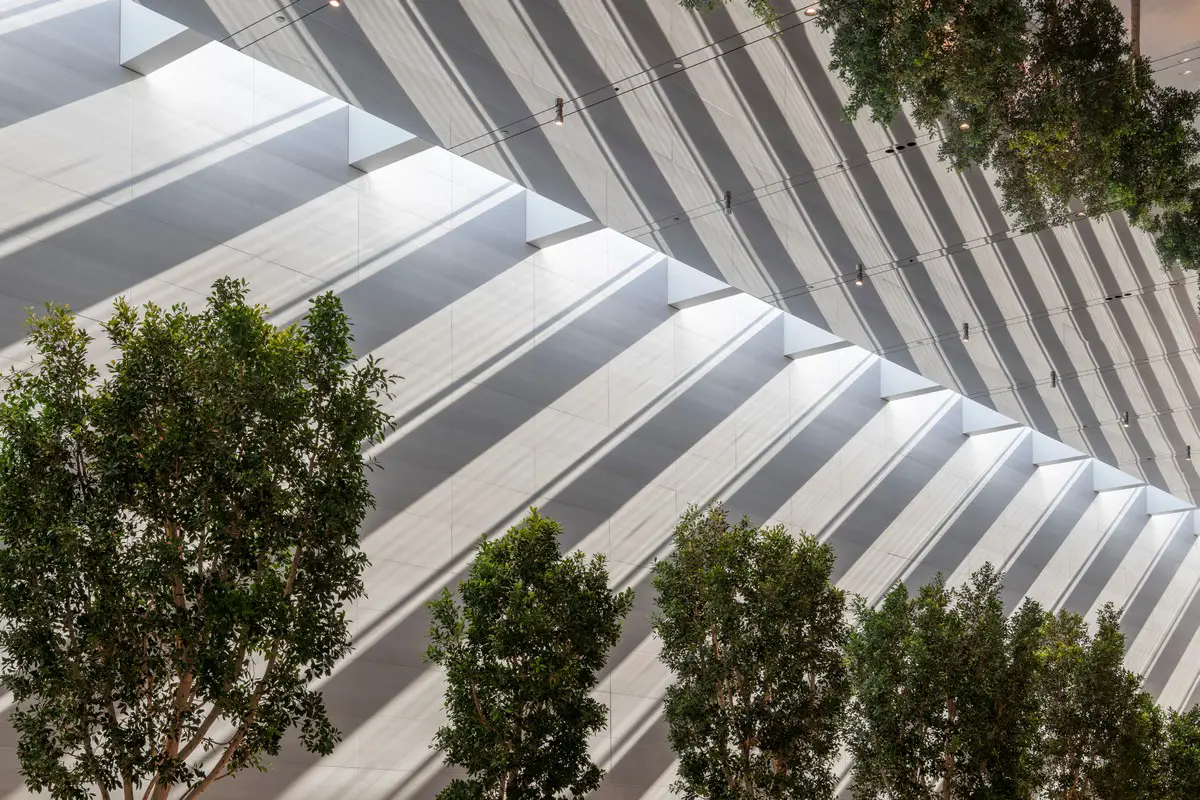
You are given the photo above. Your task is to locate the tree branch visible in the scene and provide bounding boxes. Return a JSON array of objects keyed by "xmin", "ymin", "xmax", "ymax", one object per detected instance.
[
  {"xmin": 180, "ymin": 527, "xmax": 310, "ymax": 799},
  {"xmin": 174, "ymin": 636, "xmax": 252, "ymax": 765}
]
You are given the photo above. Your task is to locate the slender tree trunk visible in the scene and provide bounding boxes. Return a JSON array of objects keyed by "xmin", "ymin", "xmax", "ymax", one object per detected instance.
[
  {"xmin": 1131, "ymin": 0, "xmax": 1140, "ymax": 58},
  {"xmin": 943, "ymin": 697, "xmax": 956, "ymax": 800}
]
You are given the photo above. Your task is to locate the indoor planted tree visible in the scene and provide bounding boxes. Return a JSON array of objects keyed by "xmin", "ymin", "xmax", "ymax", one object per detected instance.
[
  {"xmin": 0, "ymin": 278, "xmax": 395, "ymax": 800},
  {"xmin": 681, "ymin": 0, "xmax": 1200, "ymax": 264},
  {"xmin": 652, "ymin": 505, "xmax": 849, "ymax": 800},
  {"xmin": 1144, "ymin": 188, "xmax": 1200, "ymax": 271},
  {"xmin": 426, "ymin": 509, "xmax": 634, "ymax": 800},
  {"xmin": 1159, "ymin": 705, "xmax": 1200, "ymax": 800},
  {"xmin": 1039, "ymin": 604, "xmax": 1161, "ymax": 800},
  {"xmin": 846, "ymin": 565, "xmax": 1046, "ymax": 800}
]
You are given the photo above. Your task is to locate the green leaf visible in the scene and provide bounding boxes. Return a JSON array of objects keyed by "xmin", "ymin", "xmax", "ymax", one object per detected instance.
[
  {"xmin": 0, "ymin": 278, "xmax": 395, "ymax": 798},
  {"xmin": 426, "ymin": 508, "xmax": 633, "ymax": 799},
  {"xmin": 652, "ymin": 505, "xmax": 849, "ymax": 800}
]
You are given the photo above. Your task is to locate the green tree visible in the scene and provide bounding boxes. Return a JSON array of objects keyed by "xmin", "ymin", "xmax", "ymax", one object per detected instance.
[
  {"xmin": 1159, "ymin": 706, "xmax": 1200, "ymax": 800},
  {"xmin": 651, "ymin": 505, "xmax": 849, "ymax": 800},
  {"xmin": 985, "ymin": 0, "xmax": 1148, "ymax": 228},
  {"xmin": 676, "ymin": 0, "xmax": 789, "ymax": 27},
  {"xmin": 0, "ymin": 278, "xmax": 395, "ymax": 800},
  {"xmin": 426, "ymin": 509, "xmax": 634, "ymax": 800},
  {"xmin": 1144, "ymin": 188, "xmax": 1200, "ymax": 271},
  {"xmin": 1039, "ymin": 604, "xmax": 1160, "ymax": 800},
  {"xmin": 688, "ymin": 0, "xmax": 1200, "ymax": 255},
  {"xmin": 846, "ymin": 565, "xmax": 1046, "ymax": 800}
]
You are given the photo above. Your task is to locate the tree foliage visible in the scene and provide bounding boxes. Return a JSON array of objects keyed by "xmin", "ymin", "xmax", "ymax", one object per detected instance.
[
  {"xmin": 652, "ymin": 505, "xmax": 849, "ymax": 800},
  {"xmin": 1039, "ymin": 605, "xmax": 1161, "ymax": 800},
  {"xmin": 0, "ymin": 278, "xmax": 395, "ymax": 800},
  {"xmin": 1143, "ymin": 186, "xmax": 1200, "ymax": 271},
  {"xmin": 1160, "ymin": 706, "xmax": 1200, "ymax": 800},
  {"xmin": 426, "ymin": 509, "xmax": 634, "ymax": 800},
  {"xmin": 682, "ymin": 0, "xmax": 1200, "ymax": 264},
  {"xmin": 676, "ymin": 0, "xmax": 789, "ymax": 27},
  {"xmin": 846, "ymin": 565, "xmax": 1046, "ymax": 800}
]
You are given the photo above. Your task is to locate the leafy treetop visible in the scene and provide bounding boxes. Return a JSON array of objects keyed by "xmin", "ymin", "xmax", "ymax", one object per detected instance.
[
  {"xmin": 0, "ymin": 278, "xmax": 395, "ymax": 800},
  {"xmin": 426, "ymin": 509, "xmax": 634, "ymax": 800},
  {"xmin": 847, "ymin": 565, "xmax": 1046, "ymax": 800},
  {"xmin": 652, "ymin": 505, "xmax": 850, "ymax": 800}
]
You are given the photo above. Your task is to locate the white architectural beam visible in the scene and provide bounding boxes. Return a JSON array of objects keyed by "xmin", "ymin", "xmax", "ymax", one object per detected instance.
[
  {"xmin": 961, "ymin": 398, "xmax": 1021, "ymax": 435},
  {"xmin": 1030, "ymin": 431, "xmax": 1088, "ymax": 466},
  {"xmin": 1093, "ymin": 461, "xmax": 1145, "ymax": 492},
  {"xmin": 119, "ymin": 0, "xmax": 206, "ymax": 76},
  {"xmin": 783, "ymin": 314, "xmax": 851, "ymax": 360},
  {"xmin": 880, "ymin": 360, "xmax": 940, "ymax": 400},
  {"xmin": 666, "ymin": 258, "xmax": 740, "ymax": 310},
  {"xmin": 525, "ymin": 192, "xmax": 603, "ymax": 249},
  {"xmin": 1146, "ymin": 486, "xmax": 1193, "ymax": 515},
  {"xmin": 348, "ymin": 106, "xmax": 432, "ymax": 172}
]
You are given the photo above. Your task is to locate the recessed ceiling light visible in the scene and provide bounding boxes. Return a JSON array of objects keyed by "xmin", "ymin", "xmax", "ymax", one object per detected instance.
[
  {"xmin": 275, "ymin": 14, "xmax": 286, "ymax": 22},
  {"xmin": 1076, "ymin": 211, "xmax": 1086, "ymax": 217},
  {"xmin": 1183, "ymin": 57, "xmax": 1192, "ymax": 63},
  {"xmin": 673, "ymin": 62, "xmax": 683, "ymax": 69},
  {"xmin": 958, "ymin": 122, "xmax": 970, "ymax": 131},
  {"xmin": 328, "ymin": 0, "xmax": 340, "ymax": 6},
  {"xmin": 804, "ymin": 6, "xmax": 818, "ymax": 16},
  {"xmin": 1185, "ymin": 69, "xmax": 1193, "ymax": 75}
]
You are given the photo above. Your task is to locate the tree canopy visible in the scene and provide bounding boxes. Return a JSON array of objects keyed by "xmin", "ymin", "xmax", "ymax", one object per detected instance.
[
  {"xmin": 1039, "ymin": 605, "xmax": 1161, "ymax": 800},
  {"xmin": 1160, "ymin": 706, "xmax": 1200, "ymax": 800},
  {"xmin": 426, "ymin": 509, "xmax": 634, "ymax": 800},
  {"xmin": 681, "ymin": 0, "xmax": 1200, "ymax": 265},
  {"xmin": 846, "ymin": 565, "xmax": 1046, "ymax": 800},
  {"xmin": 652, "ymin": 506, "xmax": 849, "ymax": 800},
  {"xmin": 0, "ymin": 278, "xmax": 395, "ymax": 800}
]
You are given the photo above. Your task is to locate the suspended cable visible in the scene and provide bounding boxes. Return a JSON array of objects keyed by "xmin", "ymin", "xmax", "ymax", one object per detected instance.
[
  {"xmin": 958, "ymin": 344, "xmax": 1200, "ymax": 403},
  {"xmin": 455, "ymin": 11, "xmax": 821, "ymax": 158},
  {"xmin": 236, "ymin": 0, "xmax": 339, "ymax": 52},
  {"xmin": 448, "ymin": 5, "xmax": 815, "ymax": 153},
  {"xmin": 762, "ymin": 204, "xmax": 1110, "ymax": 308},
  {"xmin": 217, "ymin": 0, "xmax": 306, "ymax": 44},
  {"xmin": 873, "ymin": 276, "xmax": 1193, "ymax": 358},
  {"xmin": 624, "ymin": 43, "xmax": 1198, "ymax": 241}
]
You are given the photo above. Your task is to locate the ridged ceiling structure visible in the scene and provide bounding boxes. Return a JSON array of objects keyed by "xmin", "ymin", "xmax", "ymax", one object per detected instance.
[{"xmin": 146, "ymin": 0, "xmax": 1200, "ymax": 503}]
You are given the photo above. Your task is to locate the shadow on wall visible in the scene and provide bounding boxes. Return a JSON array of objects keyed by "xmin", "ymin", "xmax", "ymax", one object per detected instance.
[{"xmin": 140, "ymin": 0, "xmax": 1197, "ymax": 509}]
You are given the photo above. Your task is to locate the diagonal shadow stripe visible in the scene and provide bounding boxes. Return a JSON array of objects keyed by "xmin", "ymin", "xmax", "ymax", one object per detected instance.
[
  {"xmin": 265, "ymin": 321, "xmax": 787, "ymax": 797},
  {"xmin": 902, "ymin": 440, "xmax": 1038, "ymax": 592},
  {"xmin": 823, "ymin": 407, "xmax": 962, "ymax": 583},
  {"xmin": 603, "ymin": 714, "xmax": 673, "ymax": 797},
  {"xmin": 1121, "ymin": 522, "xmax": 1198, "ymax": 641},
  {"xmin": 0, "ymin": 1, "xmax": 135, "ymax": 131},
  {"xmin": 363, "ymin": 263, "xmax": 669, "ymax": 527},
  {"xmin": 1059, "ymin": 498, "xmax": 1157, "ymax": 616},
  {"xmin": 0, "ymin": 108, "xmax": 348, "ymax": 348},
  {"xmin": 723, "ymin": 367, "xmax": 883, "ymax": 527},
  {"xmin": 997, "ymin": 465, "xmax": 1096, "ymax": 612},
  {"xmin": 1144, "ymin": 584, "xmax": 1200, "ymax": 700}
]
